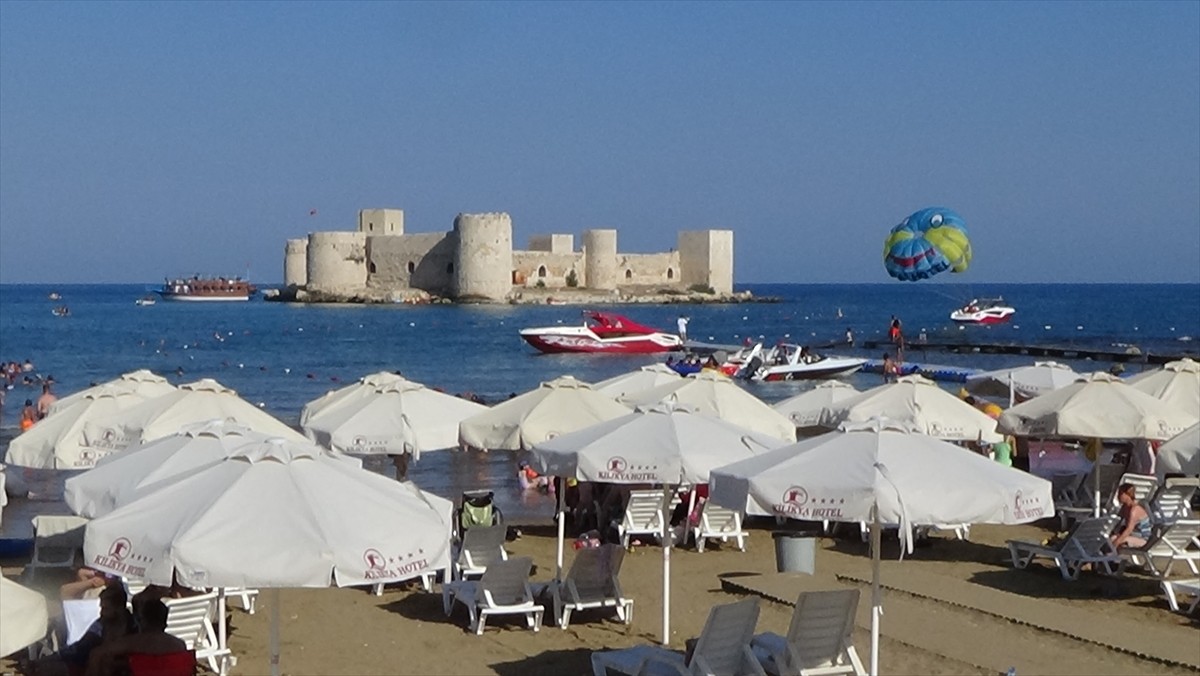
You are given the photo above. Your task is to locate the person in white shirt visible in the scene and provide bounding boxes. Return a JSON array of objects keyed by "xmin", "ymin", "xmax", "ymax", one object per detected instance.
[{"xmin": 676, "ymin": 316, "xmax": 689, "ymax": 342}]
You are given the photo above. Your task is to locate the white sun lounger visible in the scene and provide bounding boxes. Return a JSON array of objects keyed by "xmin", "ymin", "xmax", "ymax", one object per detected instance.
[
  {"xmin": 693, "ymin": 503, "xmax": 748, "ymax": 553},
  {"xmin": 620, "ymin": 490, "xmax": 669, "ymax": 549},
  {"xmin": 27, "ymin": 515, "xmax": 89, "ymax": 580},
  {"xmin": 1162, "ymin": 578, "xmax": 1200, "ymax": 614},
  {"xmin": 537, "ymin": 544, "xmax": 632, "ymax": 630},
  {"xmin": 750, "ymin": 588, "xmax": 865, "ymax": 676},
  {"xmin": 442, "ymin": 556, "xmax": 543, "ymax": 635},
  {"xmin": 590, "ymin": 597, "xmax": 765, "ymax": 676},
  {"xmin": 1150, "ymin": 478, "xmax": 1199, "ymax": 527},
  {"xmin": 1007, "ymin": 515, "xmax": 1121, "ymax": 580},
  {"xmin": 164, "ymin": 591, "xmax": 233, "ymax": 676},
  {"xmin": 1119, "ymin": 519, "xmax": 1200, "ymax": 578},
  {"xmin": 452, "ymin": 523, "xmax": 508, "ymax": 580}
]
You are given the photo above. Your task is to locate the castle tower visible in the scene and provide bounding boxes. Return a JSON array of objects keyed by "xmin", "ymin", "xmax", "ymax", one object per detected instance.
[
  {"xmin": 678, "ymin": 230, "xmax": 734, "ymax": 294},
  {"xmin": 452, "ymin": 212, "xmax": 513, "ymax": 301},
  {"xmin": 583, "ymin": 229, "xmax": 618, "ymax": 290},
  {"xmin": 358, "ymin": 209, "xmax": 404, "ymax": 235},
  {"xmin": 284, "ymin": 238, "xmax": 308, "ymax": 287},
  {"xmin": 306, "ymin": 231, "xmax": 368, "ymax": 292}
]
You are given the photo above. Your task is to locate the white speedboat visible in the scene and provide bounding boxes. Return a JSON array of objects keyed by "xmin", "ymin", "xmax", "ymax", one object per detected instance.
[
  {"xmin": 519, "ymin": 311, "xmax": 683, "ymax": 354},
  {"xmin": 735, "ymin": 343, "xmax": 866, "ymax": 381},
  {"xmin": 950, "ymin": 298, "xmax": 1015, "ymax": 325},
  {"xmin": 135, "ymin": 296, "xmax": 157, "ymax": 306}
]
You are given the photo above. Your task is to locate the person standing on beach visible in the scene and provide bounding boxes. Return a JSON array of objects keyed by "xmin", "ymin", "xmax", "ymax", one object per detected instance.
[
  {"xmin": 676, "ymin": 315, "xmax": 690, "ymax": 343},
  {"xmin": 36, "ymin": 382, "xmax": 57, "ymax": 420}
]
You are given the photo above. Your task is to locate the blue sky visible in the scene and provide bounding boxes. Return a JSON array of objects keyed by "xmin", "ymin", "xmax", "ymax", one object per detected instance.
[{"xmin": 1, "ymin": 2, "xmax": 1197, "ymax": 284}]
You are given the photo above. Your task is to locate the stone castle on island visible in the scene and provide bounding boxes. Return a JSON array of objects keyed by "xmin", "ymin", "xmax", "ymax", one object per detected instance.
[{"xmin": 282, "ymin": 209, "xmax": 736, "ymax": 303}]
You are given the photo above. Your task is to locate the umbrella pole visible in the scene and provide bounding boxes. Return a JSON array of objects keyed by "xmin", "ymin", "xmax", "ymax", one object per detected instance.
[
  {"xmin": 870, "ymin": 504, "xmax": 882, "ymax": 676},
  {"xmin": 270, "ymin": 588, "xmax": 281, "ymax": 676},
  {"xmin": 556, "ymin": 479, "xmax": 565, "ymax": 580},
  {"xmin": 661, "ymin": 486, "xmax": 673, "ymax": 646},
  {"xmin": 1092, "ymin": 439, "xmax": 1101, "ymax": 518},
  {"xmin": 1008, "ymin": 373, "xmax": 1015, "ymax": 408},
  {"xmin": 217, "ymin": 588, "xmax": 228, "ymax": 676}
]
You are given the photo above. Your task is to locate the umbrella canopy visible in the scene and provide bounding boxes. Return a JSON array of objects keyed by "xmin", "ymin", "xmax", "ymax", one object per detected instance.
[
  {"xmin": 0, "ymin": 576, "xmax": 49, "ymax": 657},
  {"xmin": 50, "ymin": 370, "xmax": 176, "ymax": 416},
  {"xmin": 65, "ymin": 420, "xmax": 275, "ymax": 518},
  {"xmin": 82, "ymin": 436, "xmax": 453, "ymax": 590},
  {"xmin": 300, "ymin": 372, "xmax": 487, "ymax": 458},
  {"xmin": 592, "ymin": 364, "xmax": 682, "ymax": 400},
  {"xmin": 772, "ymin": 381, "xmax": 860, "ymax": 430},
  {"xmin": 965, "ymin": 361, "xmax": 1080, "ymax": 404},
  {"xmin": 709, "ymin": 418, "xmax": 1053, "ymax": 676},
  {"xmin": 104, "ymin": 379, "xmax": 305, "ymax": 446},
  {"xmin": 620, "ymin": 370, "xmax": 796, "ymax": 442},
  {"xmin": 458, "ymin": 376, "xmax": 631, "ymax": 451},
  {"xmin": 5, "ymin": 384, "xmax": 149, "ymax": 469},
  {"xmin": 997, "ymin": 372, "xmax": 1197, "ymax": 440},
  {"xmin": 1158, "ymin": 423, "xmax": 1200, "ymax": 478},
  {"xmin": 1127, "ymin": 358, "xmax": 1200, "ymax": 416},
  {"xmin": 821, "ymin": 375, "xmax": 1002, "ymax": 443}
]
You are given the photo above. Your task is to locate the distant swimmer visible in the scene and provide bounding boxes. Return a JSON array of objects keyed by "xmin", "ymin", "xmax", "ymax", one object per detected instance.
[{"xmin": 836, "ymin": 308, "xmax": 843, "ymax": 319}]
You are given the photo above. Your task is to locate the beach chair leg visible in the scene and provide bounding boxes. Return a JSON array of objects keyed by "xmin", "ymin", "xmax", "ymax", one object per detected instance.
[
  {"xmin": 1008, "ymin": 544, "xmax": 1031, "ymax": 570},
  {"xmin": 1164, "ymin": 582, "xmax": 1182, "ymax": 612},
  {"xmin": 442, "ymin": 586, "xmax": 453, "ymax": 616},
  {"xmin": 736, "ymin": 533, "xmax": 746, "ymax": 551},
  {"xmin": 560, "ymin": 605, "xmax": 572, "ymax": 630},
  {"xmin": 473, "ymin": 610, "xmax": 485, "ymax": 636}
]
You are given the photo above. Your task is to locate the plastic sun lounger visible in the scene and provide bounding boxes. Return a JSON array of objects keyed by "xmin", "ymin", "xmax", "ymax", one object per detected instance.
[
  {"xmin": 1161, "ymin": 578, "xmax": 1200, "ymax": 614},
  {"xmin": 620, "ymin": 490, "xmax": 669, "ymax": 549},
  {"xmin": 1119, "ymin": 519, "xmax": 1200, "ymax": 578},
  {"xmin": 164, "ymin": 592, "xmax": 233, "ymax": 676},
  {"xmin": 1150, "ymin": 478, "xmax": 1200, "ymax": 527},
  {"xmin": 452, "ymin": 523, "xmax": 508, "ymax": 580},
  {"xmin": 1007, "ymin": 515, "xmax": 1121, "ymax": 580},
  {"xmin": 750, "ymin": 589, "xmax": 865, "ymax": 676},
  {"xmin": 590, "ymin": 597, "xmax": 765, "ymax": 676},
  {"xmin": 27, "ymin": 515, "xmax": 88, "ymax": 580},
  {"xmin": 692, "ymin": 503, "xmax": 748, "ymax": 553},
  {"xmin": 442, "ymin": 557, "xmax": 543, "ymax": 635},
  {"xmin": 535, "ymin": 544, "xmax": 633, "ymax": 630}
]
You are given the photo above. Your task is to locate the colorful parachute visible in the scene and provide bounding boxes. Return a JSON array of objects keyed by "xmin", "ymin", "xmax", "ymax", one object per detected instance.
[{"xmin": 883, "ymin": 207, "xmax": 972, "ymax": 281}]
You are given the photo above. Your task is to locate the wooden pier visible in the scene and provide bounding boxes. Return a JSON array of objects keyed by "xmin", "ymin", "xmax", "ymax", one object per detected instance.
[{"xmin": 862, "ymin": 339, "xmax": 1197, "ymax": 365}]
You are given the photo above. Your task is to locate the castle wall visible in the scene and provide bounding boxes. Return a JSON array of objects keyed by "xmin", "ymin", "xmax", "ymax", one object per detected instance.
[
  {"xmin": 512, "ymin": 251, "xmax": 584, "ymax": 288},
  {"xmin": 527, "ymin": 234, "xmax": 574, "ymax": 254},
  {"xmin": 583, "ymin": 229, "xmax": 618, "ymax": 290},
  {"xmin": 453, "ymin": 213, "xmax": 513, "ymax": 300},
  {"xmin": 307, "ymin": 232, "xmax": 368, "ymax": 292},
  {"xmin": 358, "ymin": 209, "xmax": 404, "ymax": 235},
  {"xmin": 615, "ymin": 252, "xmax": 682, "ymax": 287},
  {"xmin": 678, "ymin": 230, "xmax": 734, "ymax": 294},
  {"xmin": 366, "ymin": 233, "xmax": 455, "ymax": 293},
  {"xmin": 284, "ymin": 238, "xmax": 308, "ymax": 287}
]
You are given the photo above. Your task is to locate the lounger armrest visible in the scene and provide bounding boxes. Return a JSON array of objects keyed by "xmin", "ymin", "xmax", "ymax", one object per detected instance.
[{"xmin": 1006, "ymin": 540, "xmax": 1059, "ymax": 556}]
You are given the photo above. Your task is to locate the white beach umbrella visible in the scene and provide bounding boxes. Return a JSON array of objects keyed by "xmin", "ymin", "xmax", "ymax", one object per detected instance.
[
  {"xmin": 822, "ymin": 375, "xmax": 1003, "ymax": 443},
  {"xmin": 620, "ymin": 370, "xmax": 797, "ymax": 442},
  {"xmin": 965, "ymin": 361, "xmax": 1080, "ymax": 406},
  {"xmin": 1127, "ymin": 358, "xmax": 1200, "ymax": 416},
  {"xmin": 1, "ymin": 576, "xmax": 49, "ymax": 657},
  {"xmin": 458, "ymin": 376, "xmax": 632, "ymax": 451},
  {"xmin": 83, "ymin": 436, "xmax": 452, "ymax": 676},
  {"xmin": 772, "ymin": 381, "xmax": 860, "ymax": 432},
  {"xmin": 709, "ymin": 418, "xmax": 1053, "ymax": 676},
  {"xmin": 50, "ymin": 370, "xmax": 176, "ymax": 416},
  {"xmin": 104, "ymin": 378, "xmax": 305, "ymax": 446},
  {"xmin": 300, "ymin": 372, "xmax": 486, "ymax": 458},
  {"xmin": 532, "ymin": 402, "xmax": 786, "ymax": 646},
  {"xmin": 592, "ymin": 364, "xmax": 682, "ymax": 400},
  {"xmin": 5, "ymin": 384, "xmax": 148, "ymax": 469},
  {"xmin": 1157, "ymin": 423, "xmax": 1200, "ymax": 478},
  {"xmin": 997, "ymin": 372, "xmax": 1197, "ymax": 441}
]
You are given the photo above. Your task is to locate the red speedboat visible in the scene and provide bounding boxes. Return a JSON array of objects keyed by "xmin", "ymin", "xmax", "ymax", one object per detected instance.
[{"xmin": 520, "ymin": 311, "xmax": 684, "ymax": 354}]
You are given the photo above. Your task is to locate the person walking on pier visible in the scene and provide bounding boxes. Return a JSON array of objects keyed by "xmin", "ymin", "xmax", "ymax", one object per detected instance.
[{"xmin": 676, "ymin": 315, "xmax": 690, "ymax": 343}]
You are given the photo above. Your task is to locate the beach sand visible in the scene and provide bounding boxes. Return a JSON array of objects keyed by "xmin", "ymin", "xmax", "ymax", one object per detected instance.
[{"xmin": 6, "ymin": 519, "xmax": 1196, "ymax": 676}]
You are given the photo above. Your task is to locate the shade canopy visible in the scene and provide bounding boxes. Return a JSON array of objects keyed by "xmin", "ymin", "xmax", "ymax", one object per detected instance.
[
  {"xmin": 1158, "ymin": 423, "xmax": 1200, "ymax": 478},
  {"xmin": 0, "ymin": 576, "xmax": 49, "ymax": 657},
  {"xmin": 592, "ymin": 364, "xmax": 682, "ymax": 400},
  {"xmin": 821, "ymin": 375, "xmax": 1002, "ymax": 443},
  {"xmin": 1127, "ymin": 358, "xmax": 1200, "ymax": 416},
  {"xmin": 82, "ymin": 437, "xmax": 452, "ymax": 590},
  {"xmin": 5, "ymin": 384, "xmax": 149, "ymax": 469},
  {"xmin": 301, "ymin": 372, "xmax": 486, "ymax": 458},
  {"xmin": 619, "ymin": 370, "xmax": 796, "ymax": 442},
  {"xmin": 965, "ymin": 361, "xmax": 1080, "ymax": 402},
  {"xmin": 997, "ymin": 372, "xmax": 1197, "ymax": 440},
  {"xmin": 103, "ymin": 379, "xmax": 305, "ymax": 447},
  {"xmin": 458, "ymin": 376, "xmax": 631, "ymax": 451},
  {"xmin": 772, "ymin": 381, "xmax": 860, "ymax": 429},
  {"xmin": 50, "ymin": 370, "xmax": 176, "ymax": 416}
]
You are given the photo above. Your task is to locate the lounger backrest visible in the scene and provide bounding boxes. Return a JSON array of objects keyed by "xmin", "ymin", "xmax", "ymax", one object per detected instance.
[
  {"xmin": 624, "ymin": 491, "xmax": 667, "ymax": 532},
  {"xmin": 1091, "ymin": 464, "xmax": 1128, "ymax": 508},
  {"xmin": 164, "ymin": 592, "xmax": 218, "ymax": 650},
  {"xmin": 1156, "ymin": 520, "xmax": 1200, "ymax": 554},
  {"xmin": 690, "ymin": 597, "xmax": 760, "ymax": 675},
  {"xmin": 459, "ymin": 524, "xmax": 507, "ymax": 570},
  {"xmin": 1066, "ymin": 515, "xmax": 1120, "ymax": 558},
  {"xmin": 1050, "ymin": 473, "xmax": 1086, "ymax": 504},
  {"xmin": 1112, "ymin": 473, "xmax": 1158, "ymax": 507},
  {"xmin": 567, "ymin": 544, "xmax": 624, "ymax": 603},
  {"xmin": 786, "ymin": 589, "xmax": 860, "ymax": 670},
  {"xmin": 700, "ymin": 503, "xmax": 741, "ymax": 533},
  {"xmin": 31, "ymin": 515, "xmax": 88, "ymax": 566},
  {"xmin": 1152, "ymin": 480, "xmax": 1199, "ymax": 524},
  {"xmin": 480, "ymin": 557, "xmax": 533, "ymax": 607}
]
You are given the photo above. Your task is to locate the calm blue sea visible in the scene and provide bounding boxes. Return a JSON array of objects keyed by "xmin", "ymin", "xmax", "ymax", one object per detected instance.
[{"xmin": 1, "ymin": 282, "xmax": 1197, "ymax": 527}]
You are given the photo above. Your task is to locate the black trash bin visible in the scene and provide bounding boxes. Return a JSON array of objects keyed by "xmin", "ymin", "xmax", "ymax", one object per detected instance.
[{"xmin": 773, "ymin": 531, "xmax": 817, "ymax": 574}]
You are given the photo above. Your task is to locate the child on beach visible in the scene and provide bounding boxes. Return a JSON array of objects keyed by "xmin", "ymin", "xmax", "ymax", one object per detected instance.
[{"xmin": 20, "ymin": 399, "xmax": 37, "ymax": 430}]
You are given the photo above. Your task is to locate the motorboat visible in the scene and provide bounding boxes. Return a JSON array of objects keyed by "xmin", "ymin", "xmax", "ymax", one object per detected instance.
[
  {"xmin": 158, "ymin": 276, "xmax": 257, "ymax": 302},
  {"xmin": 732, "ymin": 342, "xmax": 866, "ymax": 381},
  {"xmin": 519, "ymin": 311, "xmax": 684, "ymax": 354},
  {"xmin": 135, "ymin": 296, "xmax": 157, "ymax": 306},
  {"xmin": 950, "ymin": 298, "xmax": 1015, "ymax": 325}
]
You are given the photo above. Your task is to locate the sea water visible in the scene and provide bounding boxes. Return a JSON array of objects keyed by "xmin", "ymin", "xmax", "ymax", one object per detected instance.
[{"xmin": 0, "ymin": 282, "xmax": 1196, "ymax": 527}]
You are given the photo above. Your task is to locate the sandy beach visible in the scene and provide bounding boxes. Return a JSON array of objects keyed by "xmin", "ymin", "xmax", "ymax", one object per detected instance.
[{"xmin": 7, "ymin": 517, "xmax": 1196, "ymax": 676}]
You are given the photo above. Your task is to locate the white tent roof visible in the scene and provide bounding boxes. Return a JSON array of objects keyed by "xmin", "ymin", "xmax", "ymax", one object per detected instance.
[
  {"xmin": 104, "ymin": 378, "xmax": 305, "ymax": 445},
  {"xmin": 771, "ymin": 381, "xmax": 860, "ymax": 429},
  {"xmin": 1158, "ymin": 422, "xmax": 1200, "ymax": 478},
  {"xmin": 82, "ymin": 437, "xmax": 453, "ymax": 590},
  {"xmin": 0, "ymin": 576, "xmax": 49, "ymax": 657},
  {"xmin": 965, "ymin": 361, "xmax": 1080, "ymax": 402},
  {"xmin": 592, "ymin": 364, "xmax": 682, "ymax": 400},
  {"xmin": 50, "ymin": 370, "xmax": 176, "ymax": 416},
  {"xmin": 619, "ymin": 370, "xmax": 796, "ymax": 442},
  {"xmin": 301, "ymin": 372, "xmax": 487, "ymax": 457},
  {"xmin": 821, "ymin": 375, "xmax": 1002, "ymax": 443},
  {"xmin": 1126, "ymin": 358, "xmax": 1200, "ymax": 416},
  {"xmin": 5, "ymin": 384, "xmax": 149, "ymax": 469},
  {"xmin": 998, "ymin": 372, "xmax": 1197, "ymax": 440},
  {"xmin": 458, "ymin": 376, "xmax": 632, "ymax": 451}
]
